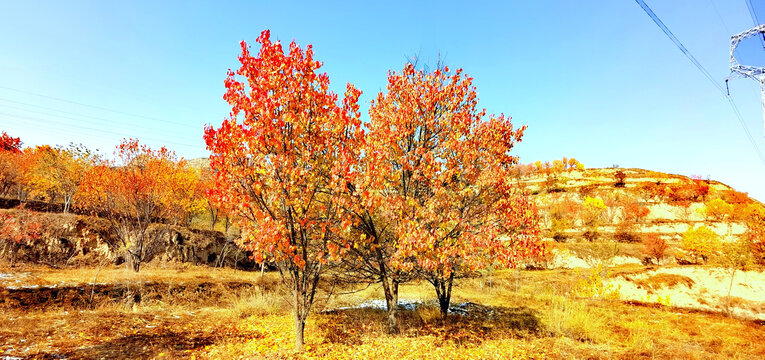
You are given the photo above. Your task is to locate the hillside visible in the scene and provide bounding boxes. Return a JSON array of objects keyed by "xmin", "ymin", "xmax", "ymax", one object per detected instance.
[
  {"xmin": 1, "ymin": 165, "xmax": 764, "ymax": 359},
  {"xmin": 514, "ymin": 166, "xmax": 765, "ymax": 321},
  {"xmin": 520, "ymin": 166, "xmax": 755, "ymax": 253}
]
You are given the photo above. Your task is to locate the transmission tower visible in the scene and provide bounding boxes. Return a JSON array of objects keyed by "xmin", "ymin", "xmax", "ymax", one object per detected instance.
[{"xmin": 730, "ymin": 24, "xmax": 765, "ymax": 136}]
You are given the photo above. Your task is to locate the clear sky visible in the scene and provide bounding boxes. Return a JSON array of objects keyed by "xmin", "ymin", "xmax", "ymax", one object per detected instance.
[{"xmin": 1, "ymin": 1, "xmax": 765, "ymax": 201}]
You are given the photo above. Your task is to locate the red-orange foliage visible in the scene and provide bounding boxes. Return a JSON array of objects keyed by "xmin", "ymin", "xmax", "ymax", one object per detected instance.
[
  {"xmin": 76, "ymin": 139, "xmax": 195, "ymax": 272},
  {"xmin": 204, "ymin": 30, "xmax": 363, "ymax": 351},
  {"xmin": 623, "ymin": 201, "xmax": 650, "ymax": 224},
  {"xmin": 0, "ymin": 210, "xmax": 42, "ymax": 266},
  {"xmin": 0, "ymin": 147, "xmax": 36, "ymax": 200},
  {"xmin": 641, "ymin": 234, "xmax": 667, "ymax": 265},
  {"xmin": 358, "ymin": 63, "xmax": 542, "ymax": 319},
  {"xmin": 0, "ymin": 132, "xmax": 22, "ymax": 153},
  {"xmin": 722, "ymin": 190, "xmax": 750, "ymax": 205},
  {"xmin": 646, "ymin": 178, "xmax": 709, "ymax": 203},
  {"xmin": 198, "ymin": 168, "xmax": 231, "ymax": 231}
]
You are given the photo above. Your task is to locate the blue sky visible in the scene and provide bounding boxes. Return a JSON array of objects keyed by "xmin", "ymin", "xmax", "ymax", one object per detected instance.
[{"xmin": 1, "ymin": 1, "xmax": 765, "ymax": 201}]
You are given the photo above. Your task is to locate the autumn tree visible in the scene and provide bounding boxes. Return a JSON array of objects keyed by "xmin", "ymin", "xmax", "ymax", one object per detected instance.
[
  {"xmin": 0, "ymin": 150, "xmax": 21, "ymax": 197},
  {"xmin": 76, "ymin": 139, "xmax": 195, "ymax": 272},
  {"xmin": 623, "ymin": 201, "xmax": 650, "ymax": 224},
  {"xmin": 614, "ymin": 170, "xmax": 626, "ymax": 187},
  {"xmin": 356, "ymin": 62, "xmax": 542, "ymax": 321},
  {"xmin": 198, "ymin": 167, "xmax": 232, "ymax": 231},
  {"xmin": 641, "ymin": 234, "xmax": 667, "ymax": 265},
  {"xmin": 611, "ymin": 197, "xmax": 650, "ymax": 241},
  {"xmin": 27, "ymin": 143, "xmax": 97, "ymax": 213},
  {"xmin": 0, "ymin": 132, "xmax": 22, "ymax": 153},
  {"xmin": 717, "ymin": 237, "xmax": 753, "ymax": 315},
  {"xmin": 0, "ymin": 146, "xmax": 36, "ymax": 201},
  {"xmin": 703, "ymin": 198, "xmax": 735, "ymax": 222},
  {"xmin": 681, "ymin": 225, "xmax": 722, "ymax": 264},
  {"xmin": 204, "ymin": 31, "xmax": 363, "ymax": 351},
  {"xmin": 581, "ymin": 196, "xmax": 607, "ymax": 241}
]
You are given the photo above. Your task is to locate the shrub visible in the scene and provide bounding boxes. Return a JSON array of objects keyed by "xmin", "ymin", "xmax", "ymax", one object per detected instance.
[
  {"xmin": 0, "ymin": 210, "xmax": 43, "ymax": 265},
  {"xmin": 744, "ymin": 204, "xmax": 765, "ymax": 265},
  {"xmin": 573, "ymin": 263, "xmax": 620, "ymax": 299},
  {"xmin": 614, "ymin": 170, "xmax": 626, "ymax": 187},
  {"xmin": 547, "ymin": 196, "xmax": 581, "ymax": 241},
  {"xmin": 582, "ymin": 229, "xmax": 599, "ymax": 242},
  {"xmin": 614, "ymin": 229, "xmax": 640, "ymax": 243},
  {"xmin": 681, "ymin": 226, "xmax": 722, "ymax": 264}
]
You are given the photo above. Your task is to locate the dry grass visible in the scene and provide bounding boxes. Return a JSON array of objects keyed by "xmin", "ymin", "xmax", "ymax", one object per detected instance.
[
  {"xmin": 1, "ymin": 264, "xmax": 764, "ymax": 359},
  {"xmin": 634, "ymin": 273, "xmax": 696, "ymax": 291}
]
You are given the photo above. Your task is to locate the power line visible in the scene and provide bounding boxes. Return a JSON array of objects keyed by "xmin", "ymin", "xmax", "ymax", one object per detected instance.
[
  {"xmin": 634, "ymin": 0, "xmax": 726, "ymax": 94},
  {"xmin": 633, "ymin": 0, "xmax": 765, "ymax": 165},
  {"xmin": 0, "ymin": 112, "xmax": 201, "ymax": 149},
  {"xmin": 0, "ymin": 102, "xmax": 191, "ymax": 138},
  {"xmin": 708, "ymin": 0, "xmax": 731, "ymax": 35},
  {"xmin": 746, "ymin": 0, "xmax": 763, "ymax": 26},
  {"xmin": 744, "ymin": 0, "xmax": 765, "ymax": 47},
  {"xmin": 0, "ymin": 97, "xmax": 184, "ymax": 134},
  {"xmin": 0, "ymin": 85, "xmax": 198, "ymax": 130}
]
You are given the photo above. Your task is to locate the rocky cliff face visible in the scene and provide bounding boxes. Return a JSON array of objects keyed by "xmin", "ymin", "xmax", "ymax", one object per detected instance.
[{"xmin": 0, "ymin": 209, "xmax": 256, "ymax": 270}]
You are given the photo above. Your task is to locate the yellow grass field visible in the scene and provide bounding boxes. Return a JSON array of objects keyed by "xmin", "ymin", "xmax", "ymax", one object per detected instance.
[{"xmin": 2, "ymin": 263, "xmax": 764, "ymax": 359}]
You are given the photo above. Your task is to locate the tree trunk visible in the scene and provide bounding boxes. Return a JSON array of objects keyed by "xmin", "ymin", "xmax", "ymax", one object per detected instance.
[
  {"xmin": 128, "ymin": 253, "xmax": 141, "ymax": 272},
  {"xmin": 293, "ymin": 288, "xmax": 305, "ymax": 351},
  {"xmin": 433, "ymin": 272, "xmax": 455, "ymax": 320},
  {"xmin": 208, "ymin": 206, "xmax": 218, "ymax": 230},
  {"xmin": 382, "ymin": 277, "xmax": 399, "ymax": 333}
]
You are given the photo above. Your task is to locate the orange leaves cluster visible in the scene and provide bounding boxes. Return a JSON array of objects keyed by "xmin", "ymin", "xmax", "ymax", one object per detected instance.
[
  {"xmin": 646, "ymin": 178, "xmax": 710, "ymax": 204},
  {"xmin": 0, "ymin": 131, "xmax": 22, "ymax": 153},
  {"xmin": 0, "ymin": 210, "xmax": 43, "ymax": 245},
  {"xmin": 0, "ymin": 133, "xmax": 35, "ymax": 198},
  {"xmin": 205, "ymin": 30, "xmax": 363, "ymax": 268},
  {"xmin": 359, "ymin": 63, "xmax": 542, "ymax": 277},
  {"xmin": 77, "ymin": 139, "xmax": 195, "ymax": 224},
  {"xmin": 622, "ymin": 201, "xmax": 649, "ymax": 224}
]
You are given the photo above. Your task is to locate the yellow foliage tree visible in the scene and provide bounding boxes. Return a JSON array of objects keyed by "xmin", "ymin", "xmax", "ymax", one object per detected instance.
[
  {"xmin": 681, "ymin": 226, "xmax": 722, "ymax": 264},
  {"xmin": 27, "ymin": 144, "xmax": 96, "ymax": 213},
  {"xmin": 582, "ymin": 196, "xmax": 607, "ymax": 241},
  {"xmin": 703, "ymin": 198, "xmax": 735, "ymax": 222}
]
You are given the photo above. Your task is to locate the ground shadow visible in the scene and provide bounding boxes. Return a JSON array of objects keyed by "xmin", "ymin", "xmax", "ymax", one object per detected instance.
[
  {"xmin": 318, "ymin": 301, "xmax": 542, "ymax": 346},
  {"xmin": 30, "ymin": 332, "xmax": 215, "ymax": 360}
]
